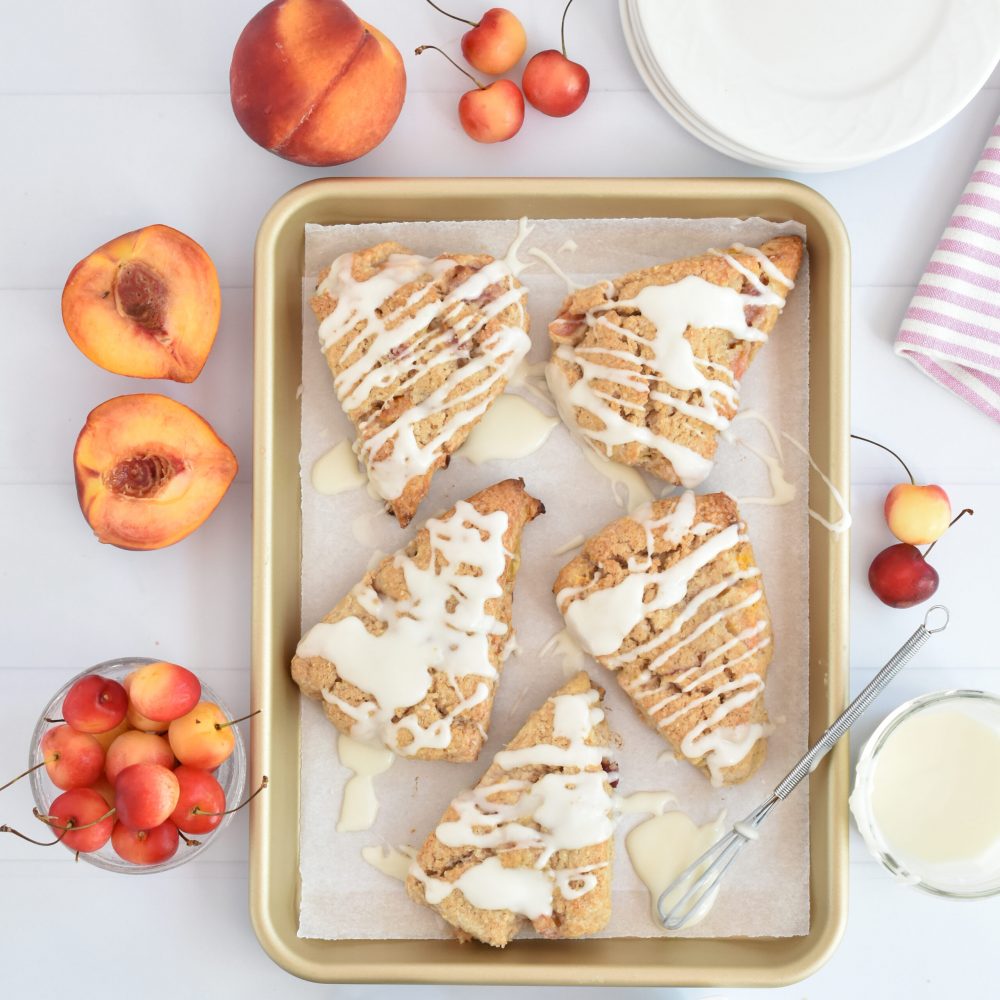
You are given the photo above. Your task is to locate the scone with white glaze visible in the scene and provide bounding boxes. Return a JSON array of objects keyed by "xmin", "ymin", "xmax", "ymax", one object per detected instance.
[
  {"xmin": 310, "ymin": 242, "xmax": 531, "ymax": 527},
  {"xmin": 546, "ymin": 236, "xmax": 803, "ymax": 488},
  {"xmin": 406, "ymin": 671, "xmax": 618, "ymax": 946},
  {"xmin": 553, "ymin": 491, "xmax": 773, "ymax": 786},
  {"xmin": 292, "ymin": 478, "xmax": 543, "ymax": 762}
]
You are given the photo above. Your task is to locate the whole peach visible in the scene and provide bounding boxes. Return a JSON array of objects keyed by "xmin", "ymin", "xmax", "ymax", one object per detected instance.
[{"xmin": 230, "ymin": 0, "xmax": 406, "ymax": 166}]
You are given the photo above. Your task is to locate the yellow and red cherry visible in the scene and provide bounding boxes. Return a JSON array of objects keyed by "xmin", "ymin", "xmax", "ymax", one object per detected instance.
[
  {"xmin": 415, "ymin": 45, "xmax": 524, "ymax": 143},
  {"xmin": 114, "ymin": 762, "xmax": 180, "ymax": 830},
  {"xmin": 868, "ymin": 544, "xmax": 940, "ymax": 609},
  {"xmin": 425, "ymin": 2, "xmax": 526, "ymax": 75},
  {"xmin": 40, "ymin": 725, "xmax": 104, "ymax": 790},
  {"xmin": 884, "ymin": 483, "xmax": 951, "ymax": 545},
  {"xmin": 127, "ymin": 661, "xmax": 201, "ymax": 723},
  {"xmin": 62, "ymin": 675, "xmax": 128, "ymax": 734},
  {"xmin": 111, "ymin": 819, "xmax": 179, "ymax": 865},
  {"xmin": 168, "ymin": 702, "xmax": 236, "ymax": 770},
  {"xmin": 46, "ymin": 788, "xmax": 115, "ymax": 853},
  {"xmin": 853, "ymin": 434, "xmax": 953, "ymax": 544},
  {"xmin": 105, "ymin": 730, "xmax": 174, "ymax": 784},
  {"xmin": 522, "ymin": 0, "xmax": 589, "ymax": 117},
  {"xmin": 170, "ymin": 766, "xmax": 226, "ymax": 834}
]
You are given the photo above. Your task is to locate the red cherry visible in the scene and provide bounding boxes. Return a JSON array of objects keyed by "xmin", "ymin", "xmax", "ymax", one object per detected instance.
[
  {"xmin": 62, "ymin": 675, "xmax": 128, "ymax": 734},
  {"xmin": 522, "ymin": 50, "xmax": 589, "ymax": 117},
  {"xmin": 868, "ymin": 543, "xmax": 940, "ymax": 608}
]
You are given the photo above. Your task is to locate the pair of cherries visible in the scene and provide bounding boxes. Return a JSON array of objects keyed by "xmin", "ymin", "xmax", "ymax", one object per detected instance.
[
  {"xmin": 418, "ymin": 1, "xmax": 589, "ymax": 143},
  {"xmin": 858, "ymin": 436, "xmax": 973, "ymax": 609}
]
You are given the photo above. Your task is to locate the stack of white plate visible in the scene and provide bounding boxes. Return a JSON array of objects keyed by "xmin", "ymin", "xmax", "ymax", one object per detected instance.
[{"xmin": 621, "ymin": 0, "xmax": 1000, "ymax": 172}]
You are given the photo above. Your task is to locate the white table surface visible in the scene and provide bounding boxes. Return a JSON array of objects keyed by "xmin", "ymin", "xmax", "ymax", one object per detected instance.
[{"xmin": 2, "ymin": 2, "xmax": 998, "ymax": 996}]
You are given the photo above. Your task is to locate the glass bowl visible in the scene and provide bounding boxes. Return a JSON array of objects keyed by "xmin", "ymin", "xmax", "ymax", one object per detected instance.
[
  {"xmin": 29, "ymin": 657, "xmax": 246, "ymax": 874},
  {"xmin": 850, "ymin": 689, "xmax": 1000, "ymax": 899}
]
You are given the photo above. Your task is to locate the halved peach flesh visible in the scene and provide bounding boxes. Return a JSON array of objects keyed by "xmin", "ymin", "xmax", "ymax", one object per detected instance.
[
  {"xmin": 62, "ymin": 225, "xmax": 220, "ymax": 383},
  {"xmin": 74, "ymin": 394, "xmax": 237, "ymax": 550}
]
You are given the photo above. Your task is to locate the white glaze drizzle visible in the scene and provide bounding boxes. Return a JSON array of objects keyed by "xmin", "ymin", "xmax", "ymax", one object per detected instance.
[
  {"xmin": 316, "ymin": 248, "xmax": 530, "ymax": 504},
  {"xmin": 546, "ymin": 251, "xmax": 790, "ymax": 488},
  {"xmin": 503, "ymin": 216, "xmax": 536, "ymax": 277},
  {"xmin": 580, "ymin": 444, "xmax": 655, "ymax": 513},
  {"xmin": 336, "ymin": 734, "xmax": 395, "ymax": 832},
  {"xmin": 726, "ymin": 409, "xmax": 796, "ymax": 507},
  {"xmin": 540, "ymin": 628, "xmax": 588, "ymax": 679},
  {"xmin": 527, "ymin": 246, "xmax": 584, "ymax": 293},
  {"xmin": 311, "ymin": 439, "xmax": 367, "ymax": 496},
  {"xmin": 297, "ymin": 501, "xmax": 510, "ymax": 756},
  {"xmin": 409, "ymin": 688, "xmax": 615, "ymax": 918},
  {"xmin": 361, "ymin": 843, "xmax": 417, "ymax": 882},
  {"xmin": 556, "ymin": 492, "xmax": 770, "ymax": 783},
  {"xmin": 626, "ymin": 808, "xmax": 727, "ymax": 931},
  {"xmin": 781, "ymin": 431, "xmax": 852, "ymax": 533},
  {"xmin": 458, "ymin": 393, "xmax": 558, "ymax": 465}
]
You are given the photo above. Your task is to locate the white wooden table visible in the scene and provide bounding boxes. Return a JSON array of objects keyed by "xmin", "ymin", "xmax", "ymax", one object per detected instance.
[{"xmin": 1, "ymin": 3, "xmax": 998, "ymax": 995}]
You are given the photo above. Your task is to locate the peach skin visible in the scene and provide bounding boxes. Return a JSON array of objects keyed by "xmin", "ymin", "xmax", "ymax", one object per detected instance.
[
  {"xmin": 73, "ymin": 394, "xmax": 237, "ymax": 551},
  {"xmin": 62, "ymin": 225, "xmax": 220, "ymax": 383},
  {"xmin": 230, "ymin": 0, "xmax": 406, "ymax": 166}
]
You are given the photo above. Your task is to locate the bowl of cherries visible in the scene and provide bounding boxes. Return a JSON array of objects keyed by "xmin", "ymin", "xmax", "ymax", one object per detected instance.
[{"xmin": 2, "ymin": 657, "xmax": 259, "ymax": 873}]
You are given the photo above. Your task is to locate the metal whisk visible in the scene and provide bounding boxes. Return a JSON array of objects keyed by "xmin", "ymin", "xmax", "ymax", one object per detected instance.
[{"xmin": 658, "ymin": 604, "xmax": 951, "ymax": 931}]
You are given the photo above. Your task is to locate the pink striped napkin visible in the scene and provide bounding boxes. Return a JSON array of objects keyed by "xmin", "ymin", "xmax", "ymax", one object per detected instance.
[{"xmin": 895, "ymin": 115, "xmax": 1000, "ymax": 422}]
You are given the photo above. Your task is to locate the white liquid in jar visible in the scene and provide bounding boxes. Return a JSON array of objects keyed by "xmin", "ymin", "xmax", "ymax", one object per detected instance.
[{"xmin": 852, "ymin": 698, "xmax": 1000, "ymax": 891}]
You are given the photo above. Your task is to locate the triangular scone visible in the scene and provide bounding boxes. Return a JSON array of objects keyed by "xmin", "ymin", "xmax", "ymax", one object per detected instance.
[
  {"xmin": 553, "ymin": 492, "xmax": 773, "ymax": 786},
  {"xmin": 546, "ymin": 236, "xmax": 803, "ymax": 488},
  {"xmin": 310, "ymin": 242, "xmax": 531, "ymax": 527},
  {"xmin": 406, "ymin": 672, "xmax": 618, "ymax": 947},
  {"xmin": 292, "ymin": 479, "xmax": 543, "ymax": 761}
]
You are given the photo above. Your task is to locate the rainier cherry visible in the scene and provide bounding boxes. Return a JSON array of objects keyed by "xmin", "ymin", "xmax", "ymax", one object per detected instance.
[
  {"xmin": 105, "ymin": 730, "xmax": 174, "ymax": 784},
  {"xmin": 112, "ymin": 819, "xmax": 179, "ymax": 865},
  {"xmin": 416, "ymin": 45, "xmax": 524, "ymax": 143},
  {"xmin": 170, "ymin": 766, "xmax": 226, "ymax": 834},
  {"xmin": 425, "ymin": 2, "xmax": 526, "ymax": 75},
  {"xmin": 39, "ymin": 725, "xmax": 104, "ymax": 791},
  {"xmin": 127, "ymin": 661, "xmax": 201, "ymax": 723},
  {"xmin": 522, "ymin": 0, "xmax": 590, "ymax": 117},
  {"xmin": 45, "ymin": 788, "xmax": 115, "ymax": 853},
  {"xmin": 115, "ymin": 762, "xmax": 180, "ymax": 831},
  {"xmin": 62, "ymin": 675, "xmax": 128, "ymax": 734}
]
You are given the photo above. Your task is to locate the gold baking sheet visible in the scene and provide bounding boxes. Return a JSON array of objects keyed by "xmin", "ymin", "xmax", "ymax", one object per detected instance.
[{"xmin": 248, "ymin": 177, "xmax": 850, "ymax": 987}]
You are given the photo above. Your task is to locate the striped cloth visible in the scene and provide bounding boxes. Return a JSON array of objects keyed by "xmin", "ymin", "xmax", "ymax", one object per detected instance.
[{"xmin": 895, "ymin": 114, "xmax": 1000, "ymax": 422}]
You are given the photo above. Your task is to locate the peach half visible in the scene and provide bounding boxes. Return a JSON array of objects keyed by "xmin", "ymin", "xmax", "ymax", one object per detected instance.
[
  {"xmin": 229, "ymin": 0, "xmax": 406, "ymax": 166},
  {"xmin": 74, "ymin": 394, "xmax": 237, "ymax": 551},
  {"xmin": 62, "ymin": 225, "xmax": 220, "ymax": 383}
]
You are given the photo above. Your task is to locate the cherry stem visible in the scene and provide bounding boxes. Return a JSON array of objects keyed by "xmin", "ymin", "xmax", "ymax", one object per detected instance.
[
  {"xmin": 0, "ymin": 823, "xmax": 65, "ymax": 847},
  {"xmin": 561, "ymin": 0, "xmax": 577, "ymax": 58},
  {"xmin": 43, "ymin": 717, "xmax": 65, "ymax": 724},
  {"xmin": 214, "ymin": 709, "xmax": 261, "ymax": 732},
  {"xmin": 424, "ymin": 0, "xmax": 477, "ymax": 28},
  {"xmin": 924, "ymin": 508, "xmax": 974, "ymax": 557},
  {"xmin": 33, "ymin": 805, "xmax": 115, "ymax": 833},
  {"xmin": 414, "ymin": 44, "xmax": 485, "ymax": 90},
  {"xmin": 850, "ymin": 434, "xmax": 914, "ymax": 484},
  {"xmin": 179, "ymin": 831, "xmax": 202, "ymax": 848},
  {"xmin": 0, "ymin": 760, "xmax": 46, "ymax": 794},
  {"xmin": 193, "ymin": 776, "xmax": 268, "ymax": 818}
]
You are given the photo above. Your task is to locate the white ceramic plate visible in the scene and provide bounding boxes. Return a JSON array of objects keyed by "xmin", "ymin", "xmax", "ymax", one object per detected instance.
[{"xmin": 623, "ymin": 0, "xmax": 1000, "ymax": 172}]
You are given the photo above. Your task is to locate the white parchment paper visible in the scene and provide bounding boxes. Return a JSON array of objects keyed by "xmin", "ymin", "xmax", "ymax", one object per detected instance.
[{"xmin": 297, "ymin": 217, "xmax": 810, "ymax": 940}]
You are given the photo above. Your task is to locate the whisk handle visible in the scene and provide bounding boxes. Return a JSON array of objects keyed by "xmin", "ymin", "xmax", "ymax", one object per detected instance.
[{"xmin": 773, "ymin": 605, "xmax": 949, "ymax": 801}]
